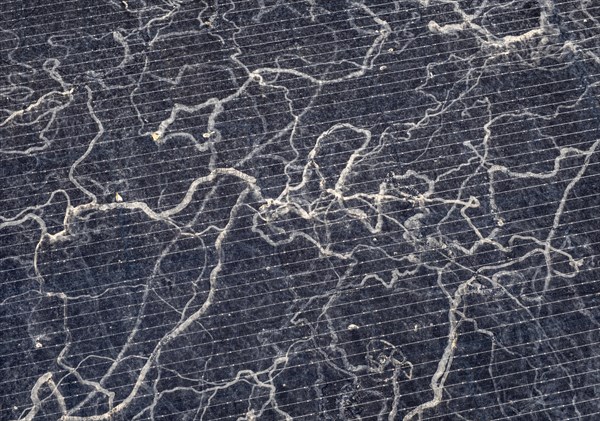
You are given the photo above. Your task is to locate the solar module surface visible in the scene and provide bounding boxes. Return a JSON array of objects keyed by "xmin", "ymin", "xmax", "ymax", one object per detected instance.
[{"xmin": 1, "ymin": 0, "xmax": 600, "ymax": 420}]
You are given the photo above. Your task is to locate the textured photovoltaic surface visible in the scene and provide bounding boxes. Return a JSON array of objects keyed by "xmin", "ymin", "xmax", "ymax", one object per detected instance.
[{"xmin": 1, "ymin": 0, "xmax": 600, "ymax": 420}]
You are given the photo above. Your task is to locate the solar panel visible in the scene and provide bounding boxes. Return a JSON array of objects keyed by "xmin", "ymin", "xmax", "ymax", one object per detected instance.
[{"xmin": 1, "ymin": 1, "xmax": 599, "ymax": 420}]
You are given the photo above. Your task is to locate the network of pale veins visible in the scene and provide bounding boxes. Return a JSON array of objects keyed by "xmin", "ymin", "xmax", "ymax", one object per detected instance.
[{"xmin": 0, "ymin": 0, "xmax": 597, "ymax": 420}]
